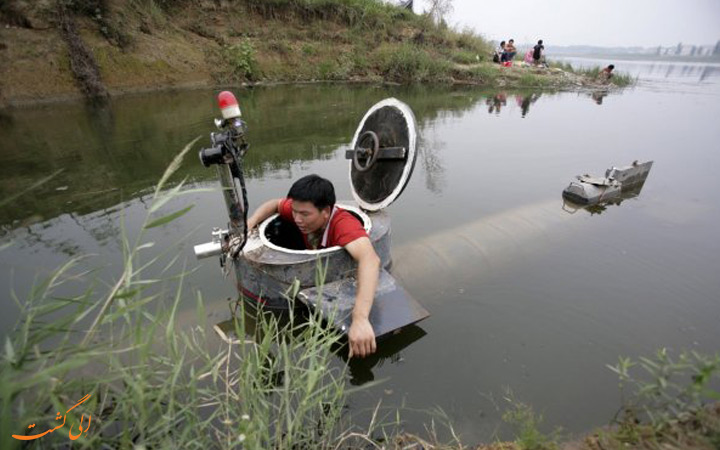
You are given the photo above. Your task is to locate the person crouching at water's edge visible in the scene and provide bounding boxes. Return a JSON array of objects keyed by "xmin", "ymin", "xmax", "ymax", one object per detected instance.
[{"xmin": 246, "ymin": 174, "xmax": 381, "ymax": 358}]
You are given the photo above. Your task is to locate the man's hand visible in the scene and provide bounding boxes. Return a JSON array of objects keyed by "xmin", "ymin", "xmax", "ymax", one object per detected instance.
[
  {"xmin": 344, "ymin": 237, "xmax": 380, "ymax": 359},
  {"xmin": 348, "ymin": 316, "xmax": 376, "ymax": 359},
  {"xmin": 247, "ymin": 199, "xmax": 281, "ymax": 231}
]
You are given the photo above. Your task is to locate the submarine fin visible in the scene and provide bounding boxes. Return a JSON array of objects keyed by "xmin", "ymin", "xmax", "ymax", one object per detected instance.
[{"xmin": 297, "ymin": 269, "xmax": 429, "ymax": 339}]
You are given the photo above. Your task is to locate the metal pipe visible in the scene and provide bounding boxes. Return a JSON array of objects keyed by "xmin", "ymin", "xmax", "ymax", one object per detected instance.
[
  {"xmin": 194, "ymin": 241, "xmax": 223, "ymax": 259},
  {"xmin": 216, "ymin": 163, "xmax": 245, "ymax": 237}
]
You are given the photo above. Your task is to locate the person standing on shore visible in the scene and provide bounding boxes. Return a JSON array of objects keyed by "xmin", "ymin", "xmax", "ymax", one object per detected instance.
[{"xmin": 533, "ymin": 39, "xmax": 545, "ymax": 66}]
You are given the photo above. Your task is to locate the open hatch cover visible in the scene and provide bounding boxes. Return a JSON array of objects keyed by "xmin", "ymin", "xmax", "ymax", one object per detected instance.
[{"xmin": 346, "ymin": 98, "xmax": 418, "ymax": 211}]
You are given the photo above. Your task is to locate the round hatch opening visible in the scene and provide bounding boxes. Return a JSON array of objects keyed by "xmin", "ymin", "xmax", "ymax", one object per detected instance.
[{"xmin": 258, "ymin": 203, "xmax": 371, "ymax": 255}]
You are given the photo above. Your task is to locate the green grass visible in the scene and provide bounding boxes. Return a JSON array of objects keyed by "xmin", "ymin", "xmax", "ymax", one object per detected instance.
[
  {"xmin": 502, "ymin": 392, "xmax": 560, "ymax": 450},
  {"xmin": 450, "ymin": 49, "xmax": 480, "ymax": 65},
  {"xmin": 516, "ymin": 72, "xmax": 550, "ymax": 88},
  {"xmin": 467, "ymin": 64, "xmax": 500, "ymax": 84},
  {"xmin": 374, "ymin": 43, "xmax": 452, "ymax": 83},
  {"xmin": 602, "ymin": 348, "xmax": 720, "ymax": 448}
]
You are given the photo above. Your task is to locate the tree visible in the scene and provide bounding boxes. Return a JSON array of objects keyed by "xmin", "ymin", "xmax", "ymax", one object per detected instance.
[{"xmin": 427, "ymin": 0, "xmax": 453, "ymax": 24}]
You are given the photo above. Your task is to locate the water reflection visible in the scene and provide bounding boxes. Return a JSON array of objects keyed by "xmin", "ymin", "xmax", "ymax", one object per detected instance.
[
  {"xmin": 561, "ymin": 179, "xmax": 650, "ymax": 216},
  {"xmin": 419, "ymin": 137, "xmax": 446, "ymax": 194},
  {"xmin": 643, "ymin": 62, "xmax": 720, "ymax": 83},
  {"xmin": 344, "ymin": 325, "xmax": 426, "ymax": 385},
  {"xmin": 0, "ymin": 85, "xmax": 501, "ymax": 230},
  {"xmin": 555, "ymin": 56, "xmax": 720, "ymax": 84},
  {"xmin": 590, "ymin": 90, "xmax": 609, "ymax": 105},
  {"xmin": 486, "ymin": 92, "xmax": 507, "ymax": 114},
  {"xmin": 699, "ymin": 65, "xmax": 719, "ymax": 82},
  {"xmin": 0, "ymin": 84, "xmax": 568, "ymax": 262},
  {"xmin": 484, "ymin": 90, "xmax": 545, "ymax": 116},
  {"xmin": 516, "ymin": 92, "xmax": 542, "ymax": 117}
]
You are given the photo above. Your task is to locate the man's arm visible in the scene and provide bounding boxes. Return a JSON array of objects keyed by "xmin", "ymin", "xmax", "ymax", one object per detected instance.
[
  {"xmin": 247, "ymin": 199, "xmax": 281, "ymax": 231},
  {"xmin": 343, "ymin": 236, "xmax": 381, "ymax": 358}
]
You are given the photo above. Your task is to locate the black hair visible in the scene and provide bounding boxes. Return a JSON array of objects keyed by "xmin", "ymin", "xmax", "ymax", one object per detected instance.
[
  {"xmin": 608, "ymin": 64, "xmax": 615, "ymax": 70},
  {"xmin": 538, "ymin": 39, "xmax": 543, "ymax": 45},
  {"xmin": 509, "ymin": 38, "xmax": 514, "ymax": 42},
  {"xmin": 287, "ymin": 174, "xmax": 336, "ymax": 210},
  {"xmin": 500, "ymin": 40, "xmax": 506, "ymax": 46}
]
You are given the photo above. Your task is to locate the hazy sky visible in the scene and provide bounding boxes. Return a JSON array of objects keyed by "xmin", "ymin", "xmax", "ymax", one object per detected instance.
[{"xmin": 414, "ymin": 0, "xmax": 720, "ymax": 47}]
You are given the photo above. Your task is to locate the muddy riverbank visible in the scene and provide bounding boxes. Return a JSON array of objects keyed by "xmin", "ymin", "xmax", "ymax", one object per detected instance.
[{"xmin": 0, "ymin": 0, "xmax": 622, "ymax": 108}]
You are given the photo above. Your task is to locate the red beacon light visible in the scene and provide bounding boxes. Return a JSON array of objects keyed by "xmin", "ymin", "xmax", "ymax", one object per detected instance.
[{"xmin": 217, "ymin": 91, "xmax": 241, "ymax": 120}]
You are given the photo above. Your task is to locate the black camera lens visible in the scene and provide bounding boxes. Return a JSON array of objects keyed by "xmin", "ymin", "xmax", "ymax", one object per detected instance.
[{"xmin": 199, "ymin": 145, "xmax": 224, "ymax": 167}]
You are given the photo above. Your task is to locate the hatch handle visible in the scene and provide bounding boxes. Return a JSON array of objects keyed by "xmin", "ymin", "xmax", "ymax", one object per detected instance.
[{"xmin": 352, "ymin": 131, "xmax": 381, "ymax": 172}]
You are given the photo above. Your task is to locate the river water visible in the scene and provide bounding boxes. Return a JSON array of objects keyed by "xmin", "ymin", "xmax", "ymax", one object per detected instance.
[{"xmin": 1, "ymin": 59, "xmax": 719, "ymax": 442}]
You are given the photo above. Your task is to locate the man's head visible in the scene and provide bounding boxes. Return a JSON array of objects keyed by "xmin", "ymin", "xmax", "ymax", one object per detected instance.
[
  {"xmin": 608, "ymin": 64, "xmax": 615, "ymax": 71},
  {"xmin": 287, "ymin": 174, "xmax": 336, "ymax": 234},
  {"xmin": 509, "ymin": 39, "xmax": 514, "ymax": 44},
  {"xmin": 538, "ymin": 39, "xmax": 543, "ymax": 45}
]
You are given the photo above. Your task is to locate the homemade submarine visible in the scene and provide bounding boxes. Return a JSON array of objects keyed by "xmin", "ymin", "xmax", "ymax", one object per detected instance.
[{"xmin": 194, "ymin": 91, "xmax": 429, "ymax": 338}]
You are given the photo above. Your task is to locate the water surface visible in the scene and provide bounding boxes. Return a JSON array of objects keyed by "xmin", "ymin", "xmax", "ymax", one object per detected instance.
[{"xmin": 2, "ymin": 60, "xmax": 719, "ymax": 442}]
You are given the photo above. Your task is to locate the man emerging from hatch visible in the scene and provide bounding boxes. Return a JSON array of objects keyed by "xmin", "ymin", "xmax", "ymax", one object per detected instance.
[{"xmin": 246, "ymin": 174, "xmax": 380, "ymax": 358}]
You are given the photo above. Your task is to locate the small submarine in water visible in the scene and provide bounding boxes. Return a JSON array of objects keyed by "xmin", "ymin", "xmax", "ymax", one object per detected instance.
[
  {"xmin": 562, "ymin": 160, "xmax": 653, "ymax": 207},
  {"xmin": 193, "ymin": 91, "xmax": 429, "ymax": 338}
]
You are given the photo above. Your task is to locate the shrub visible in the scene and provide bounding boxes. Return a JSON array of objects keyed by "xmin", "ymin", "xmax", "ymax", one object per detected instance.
[
  {"xmin": 502, "ymin": 397, "xmax": 559, "ymax": 450},
  {"xmin": 374, "ymin": 43, "xmax": 451, "ymax": 83},
  {"xmin": 450, "ymin": 49, "xmax": 479, "ymax": 65},
  {"xmin": 301, "ymin": 42, "xmax": 317, "ymax": 56},
  {"xmin": 224, "ymin": 39, "xmax": 259, "ymax": 81},
  {"xmin": 608, "ymin": 348, "xmax": 720, "ymax": 430}
]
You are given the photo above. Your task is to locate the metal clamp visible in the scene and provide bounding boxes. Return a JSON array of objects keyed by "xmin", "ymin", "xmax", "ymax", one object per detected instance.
[{"xmin": 193, "ymin": 228, "xmax": 228, "ymax": 259}]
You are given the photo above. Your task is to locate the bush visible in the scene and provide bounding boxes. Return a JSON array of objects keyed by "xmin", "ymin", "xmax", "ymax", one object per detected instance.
[
  {"xmin": 374, "ymin": 43, "xmax": 451, "ymax": 83},
  {"xmin": 224, "ymin": 39, "xmax": 259, "ymax": 81},
  {"xmin": 453, "ymin": 27, "xmax": 492, "ymax": 54},
  {"xmin": 301, "ymin": 42, "xmax": 317, "ymax": 56},
  {"xmin": 502, "ymin": 397, "xmax": 559, "ymax": 450},
  {"xmin": 450, "ymin": 49, "xmax": 479, "ymax": 65}
]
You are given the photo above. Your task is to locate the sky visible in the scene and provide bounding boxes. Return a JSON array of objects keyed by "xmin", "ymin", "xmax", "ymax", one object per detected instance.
[{"xmin": 412, "ymin": 0, "xmax": 720, "ymax": 48}]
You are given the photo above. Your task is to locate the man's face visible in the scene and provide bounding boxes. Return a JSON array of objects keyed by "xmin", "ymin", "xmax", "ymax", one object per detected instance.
[{"xmin": 291, "ymin": 201, "xmax": 330, "ymax": 234}]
